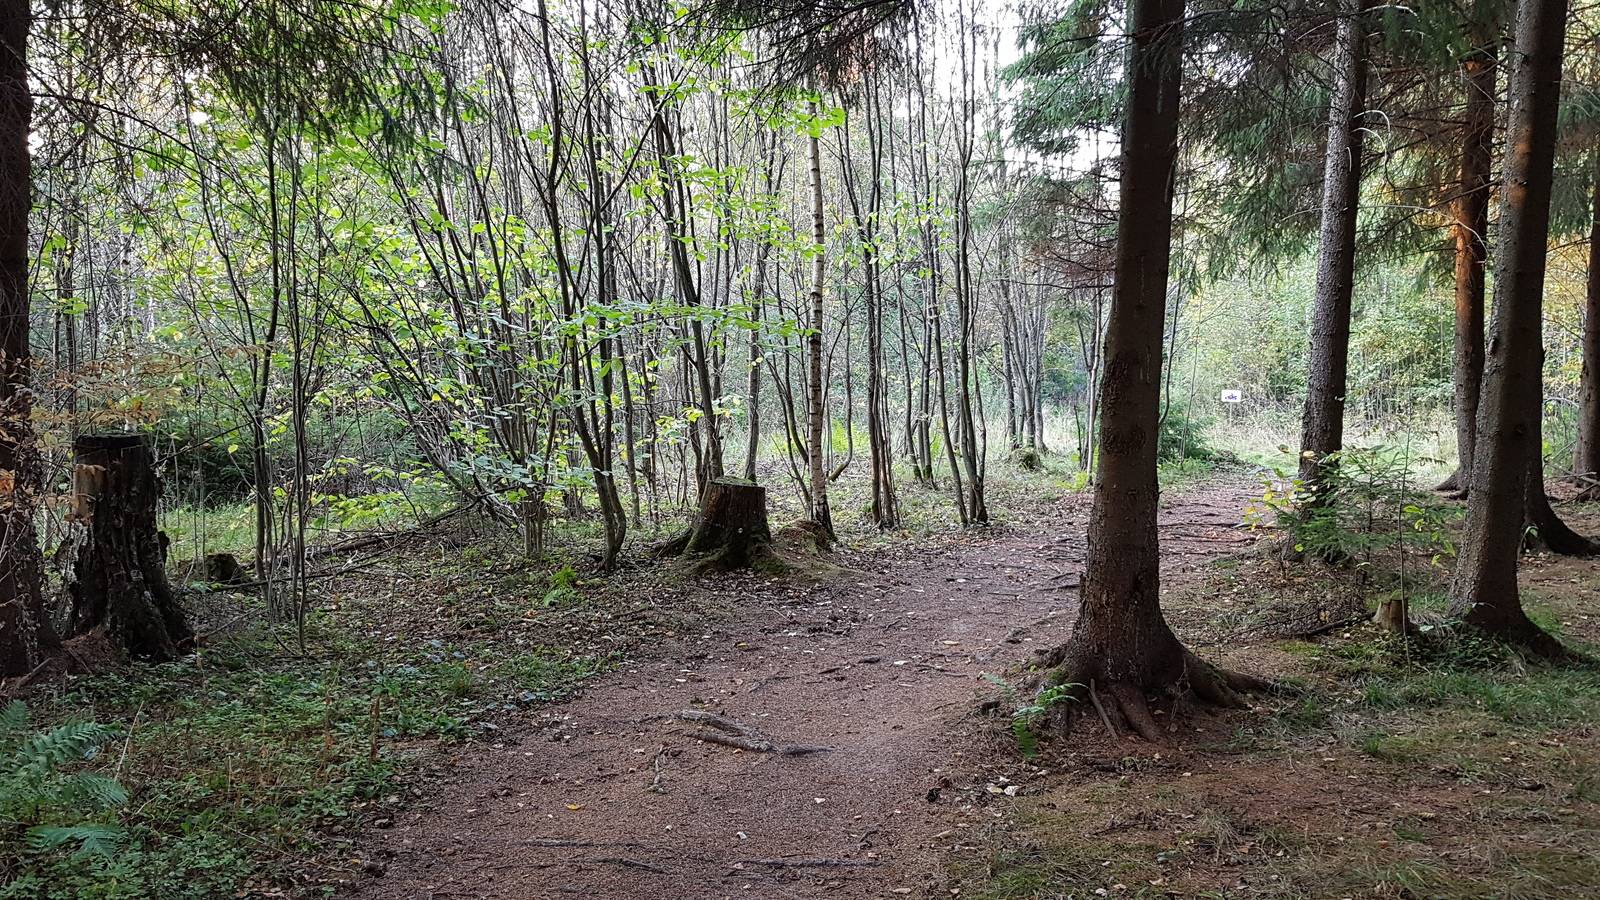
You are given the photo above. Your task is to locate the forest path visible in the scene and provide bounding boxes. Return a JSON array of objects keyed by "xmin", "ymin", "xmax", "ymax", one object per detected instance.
[{"xmin": 350, "ymin": 478, "xmax": 1262, "ymax": 900}]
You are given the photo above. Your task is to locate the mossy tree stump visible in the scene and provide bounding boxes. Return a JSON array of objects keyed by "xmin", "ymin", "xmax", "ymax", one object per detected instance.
[{"xmin": 68, "ymin": 434, "xmax": 192, "ymax": 660}]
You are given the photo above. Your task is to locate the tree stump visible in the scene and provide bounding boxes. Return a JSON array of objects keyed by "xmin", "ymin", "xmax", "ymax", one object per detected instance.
[
  {"xmin": 675, "ymin": 479, "xmax": 782, "ymax": 573},
  {"xmin": 68, "ymin": 434, "xmax": 192, "ymax": 661},
  {"xmin": 1372, "ymin": 595, "xmax": 1411, "ymax": 635}
]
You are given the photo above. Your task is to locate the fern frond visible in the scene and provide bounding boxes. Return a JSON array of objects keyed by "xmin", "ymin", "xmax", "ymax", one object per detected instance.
[
  {"xmin": 57, "ymin": 774, "xmax": 130, "ymax": 812},
  {"xmin": 0, "ymin": 700, "xmax": 28, "ymax": 744},
  {"xmin": 10, "ymin": 722, "xmax": 121, "ymax": 780},
  {"xmin": 25, "ymin": 824, "xmax": 128, "ymax": 859},
  {"xmin": 0, "ymin": 717, "xmax": 128, "ymax": 825}
]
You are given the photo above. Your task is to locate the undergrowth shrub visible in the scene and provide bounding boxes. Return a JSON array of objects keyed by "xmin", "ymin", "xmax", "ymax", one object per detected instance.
[
  {"xmin": 1158, "ymin": 398, "xmax": 1215, "ymax": 462},
  {"xmin": 1249, "ymin": 445, "xmax": 1459, "ymax": 567},
  {"xmin": 0, "ymin": 701, "xmax": 127, "ymax": 863}
]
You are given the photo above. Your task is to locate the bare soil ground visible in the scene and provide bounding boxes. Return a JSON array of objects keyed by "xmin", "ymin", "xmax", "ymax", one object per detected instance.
[{"xmin": 347, "ymin": 480, "xmax": 1269, "ymax": 900}]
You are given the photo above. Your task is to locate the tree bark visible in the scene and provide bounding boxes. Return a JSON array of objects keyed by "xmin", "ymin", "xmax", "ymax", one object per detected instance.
[
  {"xmin": 861, "ymin": 83, "xmax": 897, "ymax": 528},
  {"xmin": 667, "ymin": 478, "xmax": 781, "ymax": 573},
  {"xmin": 951, "ymin": 22, "xmax": 987, "ymax": 525},
  {"xmin": 1573, "ymin": 151, "xmax": 1600, "ymax": 487},
  {"xmin": 806, "ymin": 103, "xmax": 834, "ymax": 538},
  {"xmin": 1447, "ymin": 0, "xmax": 1570, "ymax": 657},
  {"xmin": 1038, "ymin": 0, "xmax": 1260, "ymax": 743},
  {"xmin": 1298, "ymin": 0, "xmax": 1369, "ymax": 495},
  {"xmin": 1525, "ymin": 450, "xmax": 1597, "ymax": 555},
  {"xmin": 1440, "ymin": 42, "xmax": 1497, "ymax": 497},
  {"xmin": 0, "ymin": 0, "xmax": 53, "ymax": 677},
  {"xmin": 68, "ymin": 435, "xmax": 193, "ymax": 661}
]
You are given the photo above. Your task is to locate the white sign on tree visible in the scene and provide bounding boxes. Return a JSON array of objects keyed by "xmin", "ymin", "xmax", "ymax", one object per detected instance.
[{"xmin": 1219, "ymin": 389, "xmax": 1242, "ymax": 403}]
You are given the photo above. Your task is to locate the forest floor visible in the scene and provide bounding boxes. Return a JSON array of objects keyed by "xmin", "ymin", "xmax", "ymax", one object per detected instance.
[
  {"xmin": 334, "ymin": 474, "xmax": 1600, "ymax": 900},
  {"xmin": 342, "ymin": 477, "xmax": 1266, "ymax": 900},
  {"xmin": 12, "ymin": 470, "xmax": 1600, "ymax": 900}
]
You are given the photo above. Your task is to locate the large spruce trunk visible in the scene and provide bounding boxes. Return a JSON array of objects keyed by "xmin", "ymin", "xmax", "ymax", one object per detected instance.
[
  {"xmin": 68, "ymin": 435, "xmax": 193, "ymax": 661},
  {"xmin": 1060, "ymin": 0, "xmax": 1186, "ymax": 690},
  {"xmin": 1574, "ymin": 152, "xmax": 1600, "ymax": 487},
  {"xmin": 1441, "ymin": 43, "xmax": 1497, "ymax": 496},
  {"xmin": 1525, "ymin": 450, "xmax": 1597, "ymax": 555},
  {"xmin": 1038, "ymin": 0, "xmax": 1260, "ymax": 744},
  {"xmin": 1447, "ymin": 0, "xmax": 1569, "ymax": 657},
  {"xmin": 0, "ymin": 0, "xmax": 52, "ymax": 677},
  {"xmin": 1298, "ymin": 0, "xmax": 1369, "ymax": 494}
]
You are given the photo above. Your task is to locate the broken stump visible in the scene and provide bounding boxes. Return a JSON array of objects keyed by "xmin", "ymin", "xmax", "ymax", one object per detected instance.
[{"xmin": 68, "ymin": 434, "xmax": 192, "ymax": 661}]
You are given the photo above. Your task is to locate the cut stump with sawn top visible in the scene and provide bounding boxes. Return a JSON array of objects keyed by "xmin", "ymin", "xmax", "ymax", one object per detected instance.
[{"xmin": 671, "ymin": 478, "xmax": 785, "ymax": 573}]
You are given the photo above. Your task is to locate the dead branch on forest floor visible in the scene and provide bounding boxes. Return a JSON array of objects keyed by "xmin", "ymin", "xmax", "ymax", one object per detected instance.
[
  {"xmin": 673, "ymin": 710, "xmax": 834, "ymax": 755},
  {"xmin": 307, "ymin": 505, "xmax": 468, "ymax": 561},
  {"xmin": 740, "ymin": 858, "xmax": 878, "ymax": 868},
  {"xmin": 588, "ymin": 856, "xmax": 673, "ymax": 875},
  {"xmin": 1087, "ymin": 680, "xmax": 1119, "ymax": 739},
  {"xmin": 648, "ymin": 744, "xmax": 669, "ymax": 793},
  {"xmin": 517, "ymin": 838, "xmax": 653, "ymax": 849}
]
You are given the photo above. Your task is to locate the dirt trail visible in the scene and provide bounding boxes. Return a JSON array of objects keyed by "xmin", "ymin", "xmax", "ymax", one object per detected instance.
[{"xmin": 352, "ymin": 481, "xmax": 1261, "ymax": 899}]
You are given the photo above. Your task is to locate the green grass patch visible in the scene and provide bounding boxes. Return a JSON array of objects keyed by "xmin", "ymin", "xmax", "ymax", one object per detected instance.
[{"xmin": 6, "ymin": 626, "xmax": 607, "ymax": 899}]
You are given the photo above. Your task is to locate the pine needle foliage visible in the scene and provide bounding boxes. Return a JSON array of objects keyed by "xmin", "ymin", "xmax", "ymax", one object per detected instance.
[
  {"xmin": 699, "ymin": 0, "xmax": 915, "ymax": 91},
  {"xmin": 81, "ymin": 0, "xmax": 438, "ymax": 141}
]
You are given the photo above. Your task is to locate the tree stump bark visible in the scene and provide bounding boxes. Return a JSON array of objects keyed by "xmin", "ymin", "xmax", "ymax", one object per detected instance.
[
  {"xmin": 1372, "ymin": 596, "xmax": 1411, "ymax": 635},
  {"xmin": 676, "ymin": 479, "xmax": 781, "ymax": 573},
  {"xmin": 68, "ymin": 434, "xmax": 192, "ymax": 661}
]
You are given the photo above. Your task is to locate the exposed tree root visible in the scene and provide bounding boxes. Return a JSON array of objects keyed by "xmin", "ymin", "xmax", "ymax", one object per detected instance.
[
  {"xmin": 1524, "ymin": 492, "xmax": 1600, "ymax": 556},
  {"xmin": 1103, "ymin": 681, "xmax": 1164, "ymax": 744},
  {"xmin": 1029, "ymin": 652, "xmax": 1270, "ymax": 748},
  {"xmin": 1434, "ymin": 619, "xmax": 1573, "ymax": 663},
  {"xmin": 652, "ymin": 529, "xmax": 693, "ymax": 558},
  {"xmin": 741, "ymin": 858, "xmax": 878, "ymax": 868},
  {"xmin": 647, "ymin": 744, "xmax": 669, "ymax": 794},
  {"xmin": 1218, "ymin": 667, "xmax": 1275, "ymax": 695},
  {"xmin": 1525, "ymin": 461, "xmax": 1599, "ymax": 556},
  {"xmin": 588, "ymin": 857, "xmax": 672, "ymax": 875},
  {"xmin": 1435, "ymin": 468, "xmax": 1461, "ymax": 494},
  {"xmin": 673, "ymin": 709, "xmax": 834, "ymax": 756}
]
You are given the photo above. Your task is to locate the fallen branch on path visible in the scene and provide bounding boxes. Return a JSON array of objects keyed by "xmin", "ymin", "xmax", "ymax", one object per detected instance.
[
  {"xmin": 588, "ymin": 856, "xmax": 672, "ymax": 875},
  {"xmin": 674, "ymin": 710, "xmax": 834, "ymax": 756},
  {"xmin": 518, "ymin": 838, "xmax": 651, "ymax": 849},
  {"xmin": 741, "ymin": 858, "xmax": 878, "ymax": 868},
  {"xmin": 1088, "ymin": 679, "xmax": 1119, "ymax": 740},
  {"xmin": 648, "ymin": 744, "xmax": 669, "ymax": 794}
]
